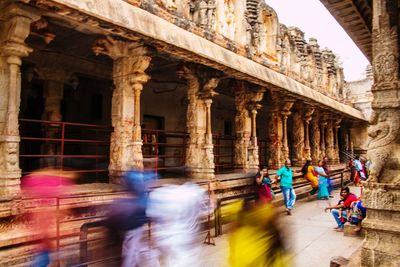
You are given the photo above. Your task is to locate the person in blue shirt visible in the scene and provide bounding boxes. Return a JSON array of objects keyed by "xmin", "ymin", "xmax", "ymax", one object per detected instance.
[{"xmin": 275, "ymin": 159, "xmax": 296, "ymax": 215}]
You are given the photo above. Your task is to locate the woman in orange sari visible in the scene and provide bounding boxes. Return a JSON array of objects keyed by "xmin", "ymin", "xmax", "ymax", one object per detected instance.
[{"xmin": 300, "ymin": 160, "xmax": 319, "ymax": 196}]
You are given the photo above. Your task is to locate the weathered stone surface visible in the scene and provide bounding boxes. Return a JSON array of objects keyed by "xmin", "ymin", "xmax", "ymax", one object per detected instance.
[{"xmin": 330, "ymin": 256, "xmax": 349, "ymax": 267}]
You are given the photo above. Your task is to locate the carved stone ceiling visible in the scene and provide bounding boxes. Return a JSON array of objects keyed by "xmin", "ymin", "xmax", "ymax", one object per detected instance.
[
  {"xmin": 320, "ymin": 0, "xmax": 372, "ymax": 61},
  {"xmin": 26, "ymin": 16, "xmax": 181, "ymax": 82}
]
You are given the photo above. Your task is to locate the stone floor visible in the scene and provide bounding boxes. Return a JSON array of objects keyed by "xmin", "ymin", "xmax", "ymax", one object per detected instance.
[{"xmin": 199, "ymin": 186, "xmax": 363, "ymax": 267}]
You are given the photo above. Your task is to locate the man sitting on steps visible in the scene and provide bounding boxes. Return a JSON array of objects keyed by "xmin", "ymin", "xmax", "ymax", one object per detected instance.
[{"xmin": 324, "ymin": 187, "xmax": 358, "ymax": 232}]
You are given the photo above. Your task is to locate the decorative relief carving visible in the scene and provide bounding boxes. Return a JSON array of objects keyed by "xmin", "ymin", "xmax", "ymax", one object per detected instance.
[
  {"xmin": 367, "ymin": 109, "xmax": 400, "ymax": 183},
  {"xmin": 374, "ymin": 53, "xmax": 397, "ymax": 83},
  {"xmin": 362, "ymin": 185, "xmax": 396, "ymax": 210}
]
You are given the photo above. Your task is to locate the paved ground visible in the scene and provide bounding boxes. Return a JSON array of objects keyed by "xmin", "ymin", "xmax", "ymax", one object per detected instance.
[{"xmin": 199, "ymin": 186, "xmax": 363, "ymax": 267}]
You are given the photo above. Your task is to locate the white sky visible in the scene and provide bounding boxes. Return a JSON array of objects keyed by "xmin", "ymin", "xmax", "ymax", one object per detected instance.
[{"xmin": 266, "ymin": 0, "xmax": 370, "ymax": 81}]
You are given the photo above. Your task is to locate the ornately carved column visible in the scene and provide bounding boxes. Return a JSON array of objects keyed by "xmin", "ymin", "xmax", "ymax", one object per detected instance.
[
  {"xmin": 233, "ymin": 83, "xmax": 251, "ymax": 170},
  {"xmin": 291, "ymin": 111, "xmax": 304, "ymax": 167},
  {"xmin": 198, "ymin": 78, "xmax": 219, "ymax": 179},
  {"xmin": 333, "ymin": 118, "xmax": 342, "ymax": 164},
  {"xmin": 280, "ymin": 101, "xmax": 294, "ymax": 164},
  {"xmin": 93, "ymin": 37, "xmax": 151, "ymax": 182},
  {"xmin": 267, "ymin": 95, "xmax": 282, "ymax": 169},
  {"xmin": 0, "ymin": 4, "xmax": 39, "ymax": 198},
  {"xmin": 320, "ymin": 115, "xmax": 328, "ymax": 158},
  {"xmin": 303, "ymin": 107, "xmax": 315, "ymax": 161},
  {"xmin": 362, "ymin": 1, "xmax": 400, "ymax": 266},
  {"xmin": 247, "ymin": 90, "xmax": 264, "ymax": 170},
  {"xmin": 177, "ymin": 65, "xmax": 206, "ymax": 178},
  {"xmin": 310, "ymin": 112, "xmax": 321, "ymax": 164},
  {"xmin": 325, "ymin": 118, "xmax": 335, "ymax": 163}
]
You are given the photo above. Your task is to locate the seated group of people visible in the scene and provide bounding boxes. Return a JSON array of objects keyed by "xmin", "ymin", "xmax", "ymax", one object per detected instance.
[{"xmin": 325, "ymin": 186, "xmax": 366, "ymax": 232}]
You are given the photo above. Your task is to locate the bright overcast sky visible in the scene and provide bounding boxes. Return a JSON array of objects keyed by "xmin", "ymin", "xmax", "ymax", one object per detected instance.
[{"xmin": 266, "ymin": 0, "xmax": 370, "ymax": 81}]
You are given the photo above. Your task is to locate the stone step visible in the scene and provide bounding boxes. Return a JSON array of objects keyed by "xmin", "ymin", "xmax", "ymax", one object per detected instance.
[{"xmin": 343, "ymin": 224, "xmax": 364, "ymax": 238}]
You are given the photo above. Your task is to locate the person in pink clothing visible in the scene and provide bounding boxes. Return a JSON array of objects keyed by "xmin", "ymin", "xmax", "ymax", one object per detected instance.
[{"xmin": 22, "ymin": 168, "xmax": 77, "ymax": 267}]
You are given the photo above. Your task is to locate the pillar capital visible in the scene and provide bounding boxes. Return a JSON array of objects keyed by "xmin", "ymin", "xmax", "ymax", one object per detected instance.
[
  {"xmin": 303, "ymin": 106, "xmax": 315, "ymax": 124},
  {"xmin": 93, "ymin": 36, "xmax": 152, "ymax": 86},
  {"xmin": 0, "ymin": 3, "xmax": 40, "ymax": 59},
  {"xmin": 198, "ymin": 77, "xmax": 219, "ymax": 99},
  {"xmin": 334, "ymin": 117, "xmax": 342, "ymax": 128}
]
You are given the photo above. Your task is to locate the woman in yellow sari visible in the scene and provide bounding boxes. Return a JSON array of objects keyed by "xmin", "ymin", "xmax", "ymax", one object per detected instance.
[
  {"xmin": 227, "ymin": 200, "xmax": 291, "ymax": 267},
  {"xmin": 300, "ymin": 160, "xmax": 319, "ymax": 196}
]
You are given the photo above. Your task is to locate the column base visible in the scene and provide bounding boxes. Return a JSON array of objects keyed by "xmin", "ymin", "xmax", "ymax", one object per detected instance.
[
  {"xmin": 185, "ymin": 167, "xmax": 215, "ymax": 180},
  {"xmin": 361, "ymin": 182, "xmax": 400, "ymax": 266},
  {"xmin": 0, "ymin": 173, "xmax": 21, "ymax": 200}
]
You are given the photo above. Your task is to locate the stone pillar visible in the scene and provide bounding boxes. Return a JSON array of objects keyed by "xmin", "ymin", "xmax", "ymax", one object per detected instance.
[
  {"xmin": 233, "ymin": 83, "xmax": 251, "ymax": 170},
  {"xmin": 310, "ymin": 111, "xmax": 321, "ymax": 164},
  {"xmin": 38, "ymin": 68, "xmax": 68, "ymax": 164},
  {"xmin": 362, "ymin": 1, "xmax": 400, "ymax": 266},
  {"xmin": 303, "ymin": 107, "xmax": 315, "ymax": 161},
  {"xmin": 247, "ymin": 92, "xmax": 263, "ymax": 169},
  {"xmin": 198, "ymin": 78, "xmax": 219, "ymax": 179},
  {"xmin": 320, "ymin": 115, "xmax": 328, "ymax": 158},
  {"xmin": 0, "ymin": 4, "xmax": 39, "ymax": 198},
  {"xmin": 280, "ymin": 101, "xmax": 294, "ymax": 164},
  {"xmin": 333, "ymin": 118, "xmax": 342, "ymax": 164},
  {"xmin": 267, "ymin": 97, "xmax": 282, "ymax": 169},
  {"xmin": 177, "ymin": 65, "xmax": 205, "ymax": 178},
  {"xmin": 178, "ymin": 65, "xmax": 219, "ymax": 179},
  {"xmin": 93, "ymin": 37, "xmax": 151, "ymax": 182},
  {"xmin": 291, "ymin": 111, "xmax": 304, "ymax": 167},
  {"xmin": 325, "ymin": 118, "xmax": 335, "ymax": 164}
]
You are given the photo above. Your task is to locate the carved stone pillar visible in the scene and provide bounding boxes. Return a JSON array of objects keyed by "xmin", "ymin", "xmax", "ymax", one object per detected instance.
[
  {"xmin": 267, "ymin": 97, "xmax": 282, "ymax": 169},
  {"xmin": 0, "ymin": 4, "xmax": 39, "ymax": 198},
  {"xmin": 177, "ymin": 65, "xmax": 205, "ymax": 178},
  {"xmin": 325, "ymin": 118, "xmax": 335, "ymax": 164},
  {"xmin": 38, "ymin": 68, "xmax": 69, "ymax": 164},
  {"xmin": 280, "ymin": 101, "xmax": 294, "ymax": 164},
  {"xmin": 247, "ymin": 91, "xmax": 263, "ymax": 170},
  {"xmin": 291, "ymin": 111, "xmax": 304, "ymax": 167},
  {"xmin": 233, "ymin": 83, "xmax": 251, "ymax": 170},
  {"xmin": 362, "ymin": 1, "xmax": 400, "ymax": 266},
  {"xmin": 93, "ymin": 37, "xmax": 151, "ymax": 182},
  {"xmin": 319, "ymin": 115, "xmax": 328, "ymax": 158},
  {"xmin": 333, "ymin": 118, "xmax": 342, "ymax": 164},
  {"xmin": 303, "ymin": 107, "xmax": 315, "ymax": 161},
  {"xmin": 198, "ymin": 78, "xmax": 219, "ymax": 179},
  {"xmin": 178, "ymin": 65, "xmax": 219, "ymax": 179},
  {"xmin": 310, "ymin": 112, "xmax": 321, "ymax": 164}
]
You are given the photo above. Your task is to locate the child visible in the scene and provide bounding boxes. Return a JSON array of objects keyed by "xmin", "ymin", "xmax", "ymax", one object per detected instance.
[
  {"xmin": 337, "ymin": 195, "xmax": 347, "ymax": 224},
  {"xmin": 349, "ymin": 200, "xmax": 366, "ymax": 232}
]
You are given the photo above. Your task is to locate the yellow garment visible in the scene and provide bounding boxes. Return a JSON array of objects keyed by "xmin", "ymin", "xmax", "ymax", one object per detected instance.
[
  {"xmin": 228, "ymin": 202, "xmax": 291, "ymax": 267},
  {"xmin": 305, "ymin": 165, "xmax": 319, "ymax": 188}
]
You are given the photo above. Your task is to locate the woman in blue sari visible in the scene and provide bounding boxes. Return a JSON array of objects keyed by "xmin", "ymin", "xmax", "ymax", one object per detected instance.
[{"xmin": 314, "ymin": 160, "xmax": 329, "ymax": 199}]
